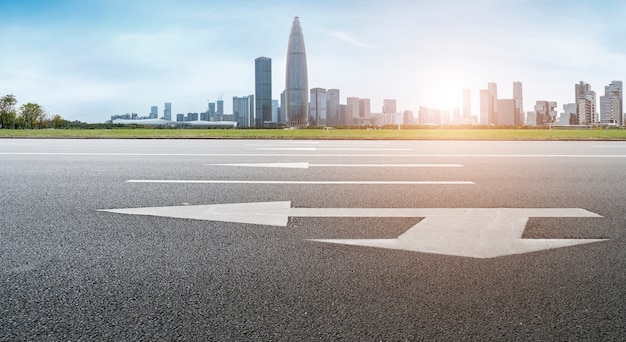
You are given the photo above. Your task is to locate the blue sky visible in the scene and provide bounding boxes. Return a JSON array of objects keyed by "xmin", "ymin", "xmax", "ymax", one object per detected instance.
[{"xmin": 1, "ymin": 0, "xmax": 625, "ymax": 122}]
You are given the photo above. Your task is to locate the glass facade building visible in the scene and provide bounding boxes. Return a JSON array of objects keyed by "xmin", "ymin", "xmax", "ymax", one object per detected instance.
[
  {"xmin": 310, "ymin": 88, "xmax": 327, "ymax": 126},
  {"xmin": 285, "ymin": 17, "xmax": 309, "ymax": 127},
  {"xmin": 164, "ymin": 102, "xmax": 171, "ymax": 121},
  {"xmin": 255, "ymin": 57, "xmax": 272, "ymax": 127}
]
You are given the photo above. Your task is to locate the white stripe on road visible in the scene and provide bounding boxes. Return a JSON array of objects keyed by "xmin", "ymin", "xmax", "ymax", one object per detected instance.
[
  {"xmin": 210, "ymin": 162, "xmax": 463, "ymax": 168},
  {"xmin": 254, "ymin": 148, "xmax": 414, "ymax": 151},
  {"xmin": 126, "ymin": 180, "xmax": 475, "ymax": 185},
  {"xmin": 311, "ymin": 163, "xmax": 463, "ymax": 167},
  {"xmin": 3, "ymin": 152, "xmax": 626, "ymax": 158}
]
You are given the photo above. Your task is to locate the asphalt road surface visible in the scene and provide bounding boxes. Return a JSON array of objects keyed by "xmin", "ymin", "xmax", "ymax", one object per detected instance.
[{"xmin": 1, "ymin": 139, "xmax": 625, "ymax": 341}]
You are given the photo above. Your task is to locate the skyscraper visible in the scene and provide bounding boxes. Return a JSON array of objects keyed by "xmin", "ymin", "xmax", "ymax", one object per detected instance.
[
  {"xmin": 488, "ymin": 82, "xmax": 498, "ymax": 124},
  {"xmin": 150, "ymin": 106, "xmax": 158, "ymax": 119},
  {"xmin": 479, "ymin": 89, "xmax": 491, "ymax": 125},
  {"xmin": 496, "ymin": 99, "xmax": 516, "ymax": 126},
  {"xmin": 346, "ymin": 97, "xmax": 360, "ymax": 126},
  {"xmin": 216, "ymin": 98, "xmax": 224, "ymax": 121},
  {"xmin": 272, "ymin": 100, "xmax": 279, "ymax": 122},
  {"xmin": 285, "ymin": 17, "xmax": 309, "ymax": 126},
  {"xmin": 403, "ymin": 110, "xmax": 414, "ymax": 125},
  {"xmin": 309, "ymin": 88, "xmax": 327, "ymax": 126},
  {"xmin": 326, "ymin": 89, "xmax": 340, "ymax": 126},
  {"xmin": 164, "ymin": 102, "xmax": 171, "ymax": 121},
  {"xmin": 513, "ymin": 82, "xmax": 524, "ymax": 125},
  {"xmin": 462, "ymin": 89, "xmax": 471, "ymax": 119},
  {"xmin": 575, "ymin": 81, "xmax": 596, "ymax": 125},
  {"xmin": 534, "ymin": 101, "xmax": 557, "ymax": 126},
  {"xmin": 208, "ymin": 102, "xmax": 216, "ymax": 121},
  {"xmin": 600, "ymin": 80, "xmax": 623, "ymax": 125},
  {"xmin": 279, "ymin": 90, "xmax": 286, "ymax": 123},
  {"xmin": 233, "ymin": 95, "xmax": 254, "ymax": 127},
  {"xmin": 383, "ymin": 99, "xmax": 397, "ymax": 115},
  {"xmin": 359, "ymin": 98, "xmax": 371, "ymax": 125},
  {"xmin": 418, "ymin": 106, "xmax": 429, "ymax": 125},
  {"xmin": 255, "ymin": 57, "xmax": 272, "ymax": 127}
]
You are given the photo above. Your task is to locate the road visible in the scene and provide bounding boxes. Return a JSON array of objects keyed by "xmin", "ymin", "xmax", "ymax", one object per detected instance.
[{"xmin": 1, "ymin": 139, "xmax": 625, "ymax": 340}]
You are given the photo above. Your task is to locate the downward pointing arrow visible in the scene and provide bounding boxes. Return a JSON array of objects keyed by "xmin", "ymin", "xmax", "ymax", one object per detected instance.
[
  {"xmin": 311, "ymin": 214, "xmax": 606, "ymax": 258},
  {"xmin": 99, "ymin": 202, "xmax": 607, "ymax": 258}
]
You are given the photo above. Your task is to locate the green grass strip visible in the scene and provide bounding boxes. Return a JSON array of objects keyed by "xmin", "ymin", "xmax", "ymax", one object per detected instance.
[{"xmin": 1, "ymin": 128, "xmax": 626, "ymax": 140}]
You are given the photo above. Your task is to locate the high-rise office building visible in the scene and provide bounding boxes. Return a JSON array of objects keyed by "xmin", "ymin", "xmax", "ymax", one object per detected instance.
[
  {"xmin": 255, "ymin": 57, "xmax": 272, "ymax": 127},
  {"xmin": 164, "ymin": 103, "xmax": 171, "ymax": 121},
  {"xmin": 403, "ymin": 110, "xmax": 414, "ymax": 125},
  {"xmin": 346, "ymin": 97, "xmax": 360, "ymax": 126},
  {"xmin": 150, "ymin": 106, "xmax": 158, "ymax": 119},
  {"xmin": 187, "ymin": 113, "xmax": 198, "ymax": 121},
  {"xmin": 513, "ymin": 81, "xmax": 524, "ymax": 125},
  {"xmin": 279, "ymin": 90, "xmax": 286, "ymax": 123},
  {"xmin": 383, "ymin": 99, "xmax": 397, "ymax": 115},
  {"xmin": 285, "ymin": 17, "xmax": 309, "ymax": 126},
  {"xmin": 208, "ymin": 102, "xmax": 216, "ymax": 121},
  {"xmin": 272, "ymin": 100, "xmax": 279, "ymax": 123},
  {"xmin": 309, "ymin": 88, "xmax": 327, "ymax": 126},
  {"xmin": 428, "ymin": 108, "xmax": 442, "ymax": 125},
  {"xmin": 326, "ymin": 89, "xmax": 340, "ymax": 126},
  {"xmin": 462, "ymin": 89, "xmax": 471, "ymax": 119},
  {"xmin": 233, "ymin": 95, "xmax": 254, "ymax": 127},
  {"xmin": 479, "ymin": 89, "xmax": 491, "ymax": 125},
  {"xmin": 359, "ymin": 98, "xmax": 371, "ymax": 125},
  {"xmin": 496, "ymin": 99, "xmax": 516, "ymax": 125},
  {"xmin": 488, "ymin": 82, "xmax": 498, "ymax": 124},
  {"xmin": 418, "ymin": 106, "xmax": 429, "ymax": 125},
  {"xmin": 533, "ymin": 101, "xmax": 557, "ymax": 126},
  {"xmin": 453, "ymin": 107, "xmax": 461, "ymax": 124},
  {"xmin": 216, "ymin": 98, "xmax": 224, "ymax": 121},
  {"xmin": 575, "ymin": 81, "xmax": 596, "ymax": 125},
  {"xmin": 600, "ymin": 80, "xmax": 623, "ymax": 125}
]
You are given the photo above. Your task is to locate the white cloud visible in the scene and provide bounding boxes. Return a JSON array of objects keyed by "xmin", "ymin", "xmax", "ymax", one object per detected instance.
[{"xmin": 317, "ymin": 29, "xmax": 381, "ymax": 49}]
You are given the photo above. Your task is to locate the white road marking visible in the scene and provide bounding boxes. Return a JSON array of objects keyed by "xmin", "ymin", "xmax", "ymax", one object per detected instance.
[
  {"xmin": 279, "ymin": 141, "xmax": 320, "ymax": 144},
  {"xmin": 126, "ymin": 180, "xmax": 474, "ymax": 185},
  {"xmin": 3, "ymin": 152, "xmax": 626, "ymax": 158},
  {"xmin": 255, "ymin": 147, "xmax": 317, "ymax": 151},
  {"xmin": 254, "ymin": 148, "xmax": 414, "ymax": 151},
  {"xmin": 210, "ymin": 162, "xmax": 463, "ymax": 168},
  {"xmin": 99, "ymin": 202, "xmax": 606, "ymax": 258},
  {"xmin": 213, "ymin": 162, "xmax": 311, "ymax": 168}
]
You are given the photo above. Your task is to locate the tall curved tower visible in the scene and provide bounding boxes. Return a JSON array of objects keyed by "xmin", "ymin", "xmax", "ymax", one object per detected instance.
[{"xmin": 285, "ymin": 16, "xmax": 309, "ymax": 126}]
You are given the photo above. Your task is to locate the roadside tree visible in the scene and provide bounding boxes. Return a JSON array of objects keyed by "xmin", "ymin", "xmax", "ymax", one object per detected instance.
[
  {"xmin": 0, "ymin": 94, "xmax": 18, "ymax": 128},
  {"xmin": 50, "ymin": 114, "xmax": 65, "ymax": 128},
  {"xmin": 19, "ymin": 103, "xmax": 46, "ymax": 129}
]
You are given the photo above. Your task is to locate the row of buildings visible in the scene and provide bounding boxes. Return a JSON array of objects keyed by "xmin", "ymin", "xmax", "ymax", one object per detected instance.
[
  {"xmin": 415, "ymin": 80, "xmax": 623, "ymax": 127},
  {"xmin": 112, "ymin": 80, "xmax": 624, "ymax": 129},
  {"xmin": 473, "ymin": 80, "xmax": 623, "ymax": 127},
  {"xmin": 111, "ymin": 16, "xmax": 624, "ymax": 128}
]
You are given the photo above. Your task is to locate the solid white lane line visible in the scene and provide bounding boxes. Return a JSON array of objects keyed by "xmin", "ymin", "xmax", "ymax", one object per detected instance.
[
  {"xmin": 311, "ymin": 163, "xmax": 463, "ymax": 167},
  {"xmin": 254, "ymin": 148, "xmax": 414, "ymax": 151},
  {"xmin": 210, "ymin": 162, "xmax": 463, "ymax": 168},
  {"xmin": 126, "ymin": 180, "xmax": 475, "ymax": 185},
  {"xmin": 4, "ymin": 152, "xmax": 626, "ymax": 158}
]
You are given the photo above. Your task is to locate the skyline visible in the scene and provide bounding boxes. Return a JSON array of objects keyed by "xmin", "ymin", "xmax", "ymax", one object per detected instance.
[{"xmin": 1, "ymin": 1, "xmax": 626, "ymax": 123}]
